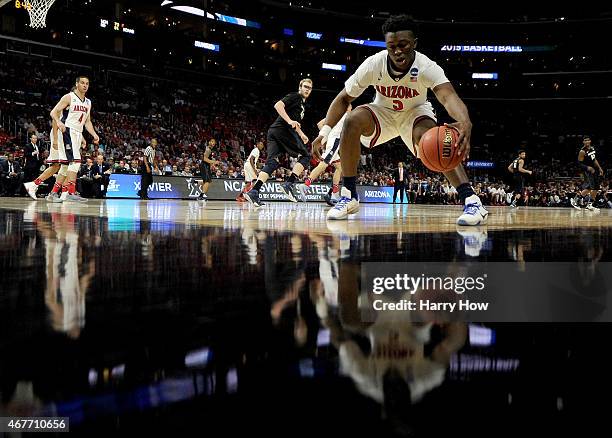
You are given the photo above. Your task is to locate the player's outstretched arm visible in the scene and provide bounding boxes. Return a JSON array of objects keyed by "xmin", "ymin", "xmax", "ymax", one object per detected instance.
[
  {"xmin": 594, "ymin": 158, "xmax": 604, "ymax": 176},
  {"xmin": 433, "ymin": 82, "xmax": 472, "ymax": 159},
  {"xmin": 295, "ymin": 125, "xmax": 309, "ymax": 144},
  {"xmin": 84, "ymin": 113, "xmax": 100, "ymax": 144},
  {"xmin": 314, "ymin": 89, "xmax": 354, "ymax": 150},
  {"xmin": 51, "ymin": 119, "xmax": 58, "ymax": 150}
]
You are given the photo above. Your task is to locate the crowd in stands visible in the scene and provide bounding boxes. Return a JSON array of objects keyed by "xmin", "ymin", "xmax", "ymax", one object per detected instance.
[{"xmin": 1, "ymin": 55, "xmax": 610, "ymax": 206}]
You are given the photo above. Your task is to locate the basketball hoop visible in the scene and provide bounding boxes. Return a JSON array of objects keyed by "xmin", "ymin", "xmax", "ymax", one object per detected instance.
[{"xmin": 20, "ymin": 0, "xmax": 56, "ymax": 29}]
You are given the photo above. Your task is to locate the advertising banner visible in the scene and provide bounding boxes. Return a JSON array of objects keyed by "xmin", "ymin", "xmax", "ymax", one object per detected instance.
[{"xmin": 106, "ymin": 175, "xmax": 396, "ymax": 203}]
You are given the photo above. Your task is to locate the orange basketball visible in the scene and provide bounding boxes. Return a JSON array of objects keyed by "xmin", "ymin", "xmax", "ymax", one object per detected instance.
[{"xmin": 418, "ymin": 126, "xmax": 462, "ymax": 172}]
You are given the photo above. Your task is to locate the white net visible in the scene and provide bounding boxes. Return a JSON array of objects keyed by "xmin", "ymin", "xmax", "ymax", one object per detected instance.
[{"xmin": 25, "ymin": 0, "xmax": 57, "ymax": 29}]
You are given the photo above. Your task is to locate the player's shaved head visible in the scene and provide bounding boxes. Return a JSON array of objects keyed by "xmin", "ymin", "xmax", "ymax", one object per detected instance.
[{"xmin": 382, "ymin": 14, "xmax": 418, "ymax": 37}]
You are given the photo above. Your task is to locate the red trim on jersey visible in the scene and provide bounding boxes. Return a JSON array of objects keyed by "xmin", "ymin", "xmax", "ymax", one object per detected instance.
[
  {"xmin": 360, "ymin": 105, "xmax": 381, "ymax": 147},
  {"xmin": 413, "ymin": 115, "xmax": 436, "ymax": 127}
]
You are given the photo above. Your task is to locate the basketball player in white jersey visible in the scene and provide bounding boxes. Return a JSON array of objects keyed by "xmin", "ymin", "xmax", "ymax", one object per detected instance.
[
  {"xmin": 237, "ymin": 140, "xmax": 264, "ymax": 202},
  {"xmin": 296, "ymin": 106, "xmax": 353, "ymax": 205},
  {"xmin": 314, "ymin": 15, "xmax": 487, "ymax": 225},
  {"xmin": 23, "ymin": 119, "xmax": 67, "ymax": 201},
  {"xmin": 40, "ymin": 212, "xmax": 94, "ymax": 339},
  {"xmin": 49, "ymin": 76, "xmax": 99, "ymax": 203},
  {"xmin": 316, "ymin": 261, "xmax": 467, "ymax": 410}
]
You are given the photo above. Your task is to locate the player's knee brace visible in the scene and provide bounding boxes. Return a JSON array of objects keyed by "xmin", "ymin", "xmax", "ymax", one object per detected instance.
[
  {"xmin": 262, "ymin": 158, "xmax": 280, "ymax": 175},
  {"xmin": 59, "ymin": 164, "xmax": 69, "ymax": 176},
  {"xmin": 68, "ymin": 162, "xmax": 80, "ymax": 173},
  {"xmin": 297, "ymin": 155, "xmax": 310, "ymax": 168}
]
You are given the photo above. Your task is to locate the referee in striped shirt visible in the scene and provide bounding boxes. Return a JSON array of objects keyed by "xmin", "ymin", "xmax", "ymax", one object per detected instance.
[{"xmin": 139, "ymin": 139, "xmax": 156, "ymax": 200}]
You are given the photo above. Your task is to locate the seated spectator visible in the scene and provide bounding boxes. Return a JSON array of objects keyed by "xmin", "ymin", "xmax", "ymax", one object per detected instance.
[
  {"xmin": 162, "ymin": 159, "xmax": 172, "ymax": 175},
  {"xmin": 129, "ymin": 160, "xmax": 140, "ymax": 174},
  {"xmin": 0, "ymin": 154, "xmax": 24, "ymax": 196},
  {"xmin": 91, "ymin": 155, "xmax": 111, "ymax": 198},
  {"xmin": 180, "ymin": 165, "xmax": 193, "ymax": 177},
  {"xmin": 77, "ymin": 158, "xmax": 95, "ymax": 198},
  {"xmin": 114, "ymin": 160, "xmax": 129, "ymax": 174}
]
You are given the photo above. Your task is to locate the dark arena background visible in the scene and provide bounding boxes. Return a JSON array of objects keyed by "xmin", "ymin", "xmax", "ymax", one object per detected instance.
[{"xmin": 1, "ymin": 1, "xmax": 612, "ymax": 436}]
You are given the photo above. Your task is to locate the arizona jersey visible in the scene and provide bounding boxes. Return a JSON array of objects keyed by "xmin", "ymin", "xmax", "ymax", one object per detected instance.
[
  {"xmin": 345, "ymin": 50, "xmax": 449, "ymax": 112},
  {"xmin": 61, "ymin": 92, "xmax": 91, "ymax": 133},
  {"xmin": 339, "ymin": 317, "xmax": 445, "ymax": 403}
]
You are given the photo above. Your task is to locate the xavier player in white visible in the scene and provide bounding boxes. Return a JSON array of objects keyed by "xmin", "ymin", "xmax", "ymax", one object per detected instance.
[
  {"xmin": 296, "ymin": 106, "xmax": 353, "ymax": 205},
  {"xmin": 50, "ymin": 76, "xmax": 100, "ymax": 202},
  {"xmin": 237, "ymin": 141, "xmax": 264, "ymax": 202},
  {"xmin": 314, "ymin": 15, "xmax": 487, "ymax": 225}
]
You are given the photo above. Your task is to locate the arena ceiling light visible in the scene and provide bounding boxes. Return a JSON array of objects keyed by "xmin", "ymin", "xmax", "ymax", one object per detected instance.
[
  {"xmin": 170, "ymin": 5, "xmax": 215, "ymax": 19},
  {"xmin": 306, "ymin": 32, "xmax": 322, "ymax": 40},
  {"xmin": 322, "ymin": 62, "xmax": 346, "ymax": 71},
  {"xmin": 339, "ymin": 37, "xmax": 386, "ymax": 48},
  {"xmin": 214, "ymin": 13, "xmax": 261, "ymax": 29},
  {"xmin": 160, "ymin": 1, "xmax": 173, "ymax": 6},
  {"xmin": 195, "ymin": 40, "xmax": 220, "ymax": 52},
  {"xmin": 472, "ymin": 73, "xmax": 499, "ymax": 80}
]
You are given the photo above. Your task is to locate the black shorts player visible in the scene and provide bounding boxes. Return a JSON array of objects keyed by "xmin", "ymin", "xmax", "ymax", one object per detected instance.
[
  {"xmin": 507, "ymin": 150, "xmax": 532, "ymax": 207},
  {"xmin": 267, "ymin": 124, "xmax": 309, "ymax": 161},
  {"xmin": 199, "ymin": 161, "xmax": 212, "ymax": 183},
  {"xmin": 573, "ymin": 136, "xmax": 604, "ymax": 210},
  {"xmin": 244, "ymin": 79, "xmax": 313, "ymax": 206},
  {"xmin": 267, "ymin": 90, "xmax": 310, "ymax": 160},
  {"xmin": 197, "ymin": 138, "xmax": 219, "ymax": 200},
  {"xmin": 512, "ymin": 173, "xmax": 524, "ymax": 194}
]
